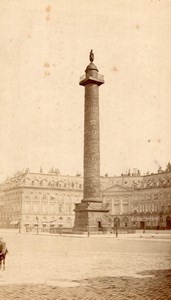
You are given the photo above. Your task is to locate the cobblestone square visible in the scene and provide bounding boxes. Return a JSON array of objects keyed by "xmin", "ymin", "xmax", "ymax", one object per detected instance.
[{"xmin": 0, "ymin": 232, "xmax": 171, "ymax": 299}]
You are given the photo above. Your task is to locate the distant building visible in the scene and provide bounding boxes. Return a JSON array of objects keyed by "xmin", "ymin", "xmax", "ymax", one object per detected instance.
[
  {"xmin": 102, "ymin": 172, "xmax": 171, "ymax": 230},
  {"xmin": 0, "ymin": 170, "xmax": 171, "ymax": 231},
  {"xmin": 0, "ymin": 172, "xmax": 83, "ymax": 231}
]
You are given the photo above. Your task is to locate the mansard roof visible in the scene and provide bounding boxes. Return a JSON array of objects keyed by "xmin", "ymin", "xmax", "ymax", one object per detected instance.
[
  {"xmin": 0, "ymin": 172, "xmax": 83, "ymax": 191},
  {"xmin": 1, "ymin": 170, "xmax": 171, "ymax": 192},
  {"xmin": 140, "ymin": 172, "xmax": 171, "ymax": 189}
]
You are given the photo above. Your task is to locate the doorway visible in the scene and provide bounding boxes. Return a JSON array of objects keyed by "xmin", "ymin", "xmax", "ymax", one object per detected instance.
[
  {"xmin": 98, "ymin": 221, "xmax": 103, "ymax": 231},
  {"xmin": 140, "ymin": 221, "xmax": 145, "ymax": 229},
  {"xmin": 166, "ymin": 216, "xmax": 171, "ymax": 229}
]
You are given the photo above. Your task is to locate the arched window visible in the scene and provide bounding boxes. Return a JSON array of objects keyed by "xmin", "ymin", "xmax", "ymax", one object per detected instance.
[
  {"xmin": 49, "ymin": 181, "xmax": 56, "ymax": 187},
  {"xmin": 123, "ymin": 217, "xmax": 129, "ymax": 227},
  {"xmin": 41, "ymin": 179, "xmax": 48, "ymax": 187},
  {"xmin": 66, "ymin": 217, "xmax": 72, "ymax": 228}
]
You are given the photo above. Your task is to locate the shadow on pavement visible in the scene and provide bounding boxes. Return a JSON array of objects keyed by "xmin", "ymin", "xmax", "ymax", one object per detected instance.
[{"xmin": 0, "ymin": 269, "xmax": 170, "ymax": 300}]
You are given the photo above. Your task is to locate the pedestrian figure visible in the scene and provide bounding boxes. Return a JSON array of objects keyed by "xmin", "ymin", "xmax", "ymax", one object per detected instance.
[{"xmin": 0, "ymin": 237, "xmax": 8, "ymax": 270}]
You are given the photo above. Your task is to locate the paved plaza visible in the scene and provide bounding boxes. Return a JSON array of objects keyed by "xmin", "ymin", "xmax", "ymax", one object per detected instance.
[{"xmin": 0, "ymin": 231, "xmax": 171, "ymax": 299}]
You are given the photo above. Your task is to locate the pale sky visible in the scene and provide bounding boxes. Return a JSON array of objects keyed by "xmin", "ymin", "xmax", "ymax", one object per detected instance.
[{"xmin": 0, "ymin": 0, "xmax": 171, "ymax": 181}]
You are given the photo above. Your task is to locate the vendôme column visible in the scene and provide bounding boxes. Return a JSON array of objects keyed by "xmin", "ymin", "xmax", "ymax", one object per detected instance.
[
  {"xmin": 74, "ymin": 51, "xmax": 109, "ymax": 233},
  {"xmin": 82, "ymin": 50, "xmax": 103, "ymax": 203}
]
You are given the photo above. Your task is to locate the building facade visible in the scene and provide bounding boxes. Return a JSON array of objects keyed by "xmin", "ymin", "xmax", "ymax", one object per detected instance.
[
  {"xmin": 0, "ymin": 172, "xmax": 83, "ymax": 232},
  {"xmin": 102, "ymin": 172, "xmax": 171, "ymax": 230},
  {"xmin": 0, "ymin": 170, "xmax": 171, "ymax": 231}
]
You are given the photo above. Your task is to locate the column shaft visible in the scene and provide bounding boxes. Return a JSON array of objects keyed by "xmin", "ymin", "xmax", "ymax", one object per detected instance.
[{"xmin": 83, "ymin": 83, "xmax": 100, "ymax": 202}]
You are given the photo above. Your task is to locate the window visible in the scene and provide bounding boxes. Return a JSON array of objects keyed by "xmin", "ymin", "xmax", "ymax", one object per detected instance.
[
  {"xmin": 24, "ymin": 202, "xmax": 31, "ymax": 213},
  {"xmin": 49, "ymin": 203, "xmax": 55, "ymax": 213},
  {"xmin": 66, "ymin": 217, "xmax": 72, "ymax": 228},
  {"xmin": 33, "ymin": 202, "xmax": 39, "ymax": 213},
  {"xmin": 146, "ymin": 202, "xmax": 151, "ymax": 212},
  {"xmin": 164, "ymin": 193, "xmax": 168, "ymax": 200},
  {"xmin": 66, "ymin": 204, "xmax": 71, "ymax": 214},
  {"xmin": 42, "ymin": 202, "xmax": 48, "ymax": 213},
  {"xmin": 59, "ymin": 195, "xmax": 63, "ymax": 202},
  {"xmin": 123, "ymin": 205, "xmax": 128, "ymax": 213},
  {"xmin": 59, "ymin": 204, "xmax": 63, "ymax": 213},
  {"xmin": 161, "ymin": 204, "xmax": 165, "ymax": 212},
  {"xmin": 154, "ymin": 203, "xmax": 158, "ymax": 212},
  {"xmin": 66, "ymin": 195, "xmax": 70, "ymax": 202},
  {"xmin": 154, "ymin": 194, "xmax": 158, "ymax": 200},
  {"xmin": 114, "ymin": 204, "xmax": 120, "ymax": 214},
  {"xmin": 132, "ymin": 204, "xmax": 138, "ymax": 212},
  {"xmin": 159, "ymin": 194, "xmax": 164, "ymax": 200},
  {"xmin": 140, "ymin": 203, "xmax": 145, "ymax": 212}
]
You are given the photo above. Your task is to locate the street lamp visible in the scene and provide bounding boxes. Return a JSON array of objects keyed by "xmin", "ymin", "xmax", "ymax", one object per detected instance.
[
  {"xmin": 36, "ymin": 216, "xmax": 39, "ymax": 234},
  {"xmin": 115, "ymin": 217, "xmax": 119, "ymax": 238},
  {"xmin": 143, "ymin": 218, "xmax": 146, "ymax": 234},
  {"xmin": 19, "ymin": 218, "xmax": 21, "ymax": 234},
  {"xmin": 87, "ymin": 222, "xmax": 90, "ymax": 237},
  {"xmin": 59, "ymin": 216, "xmax": 63, "ymax": 236},
  {"xmin": 87, "ymin": 203, "xmax": 90, "ymax": 237}
]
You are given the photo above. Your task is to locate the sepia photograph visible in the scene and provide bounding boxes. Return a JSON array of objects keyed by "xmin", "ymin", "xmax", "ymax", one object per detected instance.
[{"xmin": 0, "ymin": 1, "xmax": 171, "ymax": 299}]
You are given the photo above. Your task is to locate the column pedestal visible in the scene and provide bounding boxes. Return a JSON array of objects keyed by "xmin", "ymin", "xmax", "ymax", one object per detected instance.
[{"xmin": 73, "ymin": 201, "xmax": 109, "ymax": 234}]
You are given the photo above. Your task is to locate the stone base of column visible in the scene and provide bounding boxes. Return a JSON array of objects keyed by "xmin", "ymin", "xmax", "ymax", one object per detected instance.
[{"xmin": 73, "ymin": 201, "xmax": 110, "ymax": 234}]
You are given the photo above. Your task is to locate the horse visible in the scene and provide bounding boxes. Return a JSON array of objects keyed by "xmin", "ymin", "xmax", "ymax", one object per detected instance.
[{"xmin": 0, "ymin": 240, "xmax": 8, "ymax": 270}]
